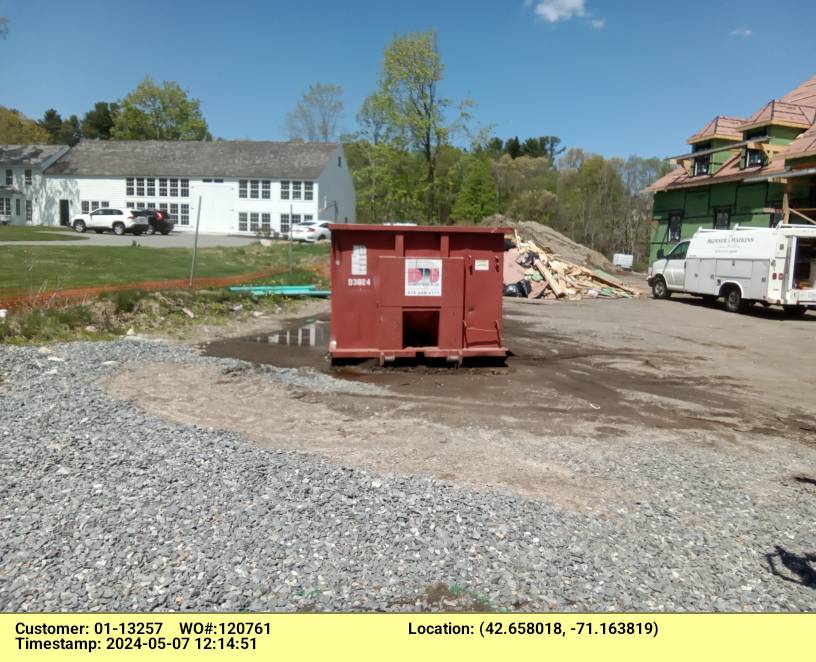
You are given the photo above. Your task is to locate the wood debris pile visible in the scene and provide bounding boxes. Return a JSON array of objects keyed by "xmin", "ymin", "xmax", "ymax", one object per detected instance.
[{"xmin": 503, "ymin": 232, "xmax": 640, "ymax": 300}]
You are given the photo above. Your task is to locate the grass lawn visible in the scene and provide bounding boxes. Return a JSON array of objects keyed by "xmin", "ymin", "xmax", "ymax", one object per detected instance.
[
  {"xmin": 0, "ymin": 225, "xmax": 87, "ymax": 242},
  {"xmin": 0, "ymin": 242, "xmax": 329, "ymax": 295}
]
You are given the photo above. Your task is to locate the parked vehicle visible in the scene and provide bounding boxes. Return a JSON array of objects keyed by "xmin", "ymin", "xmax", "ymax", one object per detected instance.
[
  {"xmin": 133, "ymin": 208, "xmax": 175, "ymax": 235},
  {"xmin": 72, "ymin": 208, "xmax": 149, "ymax": 236},
  {"xmin": 648, "ymin": 224, "xmax": 816, "ymax": 315},
  {"xmin": 292, "ymin": 220, "xmax": 331, "ymax": 243}
]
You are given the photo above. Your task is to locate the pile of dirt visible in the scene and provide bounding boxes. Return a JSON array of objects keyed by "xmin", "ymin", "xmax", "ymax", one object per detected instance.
[{"xmin": 483, "ymin": 214, "xmax": 616, "ymax": 272}]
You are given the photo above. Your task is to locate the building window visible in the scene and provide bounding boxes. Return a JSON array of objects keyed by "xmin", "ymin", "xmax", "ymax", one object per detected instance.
[
  {"xmin": 126, "ymin": 202, "xmax": 134, "ymax": 209},
  {"xmin": 304, "ymin": 182, "xmax": 313, "ymax": 201},
  {"xmin": 136, "ymin": 201, "xmax": 146, "ymax": 210},
  {"xmin": 250, "ymin": 180, "xmax": 259, "ymax": 199},
  {"xmin": 280, "ymin": 213, "xmax": 290, "ymax": 233},
  {"xmin": 5, "ymin": 169, "xmax": 11, "ymax": 186},
  {"xmin": 0, "ymin": 197, "xmax": 9, "ymax": 214},
  {"xmin": 136, "ymin": 178, "xmax": 145, "ymax": 196},
  {"xmin": 101, "ymin": 201, "xmax": 109, "ymax": 208},
  {"xmin": 126, "ymin": 177, "xmax": 134, "ymax": 196},
  {"xmin": 26, "ymin": 200, "xmax": 32, "ymax": 221},
  {"xmin": 169, "ymin": 178, "xmax": 179, "ymax": 197},
  {"xmin": 81, "ymin": 201, "xmax": 90, "ymax": 213},
  {"xmin": 304, "ymin": 214, "xmax": 313, "ymax": 222},
  {"xmin": 180, "ymin": 203, "xmax": 189, "ymax": 226},
  {"xmin": 692, "ymin": 155, "xmax": 710, "ymax": 177},
  {"xmin": 158, "ymin": 203, "xmax": 168, "ymax": 212},
  {"xmin": 250, "ymin": 212, "xmax": 259, "ymax": 231},
  {"xmin": 714, "ymin": 208, "xmax": 731, "ymax": 230},
  {"xmin": 747, "ymin": 149, "xmax": 765, "ymax": 168},
  {"xmin": 239, "ymin": 180, "xmax": 248, "ymax": 198},
  {"xmin": 292, "ymin": 181, "xmax": 302, "ymax": 200},
  {"xmin": 261, "ymin": 180, "xmax": 271, "ymax": 199},
  {"xmin": 238, "ymin": 212, "xmax": 248, "ymax": 232},
  {"xmin": 668, "ymin": 213, "xmax": 683, "ymax": 242},
  {"xmin": 15, "ymin": 198, "xmax": 21, "ymax": 216},
  {"xmin": 170, "ymin": 203, "xmax": 178, "ymax": 220},
  {"xmin": 146, "ymin": 178, "xmax": 156, "ymax": 196},
  {"xmin": 181, "ymin": 179, "xmax": 189, "ymax": 197},
  {"xmin": 291, "ymin": 213, "xmax": 301, "ymax": 226},
  {"xmin": 280, "ymin": 181, "xmax": 290, "ymax": 200},
  {"xmin": 261, "ymin": 212, "xmax": 271, "ymax": 233},
  {"xmin": 24, "ymin": 169, "xmax": 32, "ymax": 186},
  {"xmin": 159, "ymin": 178, "xmax": 168, "ymax": 196}
]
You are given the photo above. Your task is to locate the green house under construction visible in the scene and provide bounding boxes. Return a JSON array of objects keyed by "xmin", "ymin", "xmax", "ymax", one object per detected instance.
[{"xmin": 647, "ymin": 75, "xmax": 816, "ymax": 262}]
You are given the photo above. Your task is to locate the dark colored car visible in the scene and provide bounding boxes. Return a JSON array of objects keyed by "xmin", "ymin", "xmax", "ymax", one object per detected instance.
[{"xmin": 133, "ymin": 208, "xmax": 175, "ymax": 235}]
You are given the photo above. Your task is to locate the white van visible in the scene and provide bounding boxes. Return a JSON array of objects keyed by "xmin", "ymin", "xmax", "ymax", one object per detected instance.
[{"xmin": 647, "ymin": 224, "xmax": 816, "ymax": 316}]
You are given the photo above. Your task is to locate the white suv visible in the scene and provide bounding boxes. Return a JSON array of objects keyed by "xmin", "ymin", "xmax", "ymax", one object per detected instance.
[
  {"xmin": 291, "ymin": 220, "xmax": 331, "ymax": 243},
  {"xmin": 72, "ymin": 207, "xmax": 149, "ymax": 236}
]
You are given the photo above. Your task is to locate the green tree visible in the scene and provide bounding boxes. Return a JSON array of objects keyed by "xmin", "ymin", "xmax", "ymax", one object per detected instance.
[
  {"xmin": 451, "ymin": 157, "xmax": 497, "ymax": 222},
  {"xmin": 285, "ymin": 83, "xmax": 343, "ymax": 142},
  {"xmin": 507, "ymin": 189, "xmax": 558, "ymax": 225},
  {"xmin": 57, "ymin": 115, "xmax": 82, "ymax": 146},
  {"xmin": 111, "ymin": 76, "xmax": 211, "ymax": 141},
  {"xmin": 38, "ymin": 108, "xmax": 64, "ymax": 142},
  {"xmin": 0, "ymin": 107, "xmax": 51, "ymax": 143},
  {"xmin": 82, "ymin": 101, "xmax": 118, "ymax": 140},
  {"xmin": 376, "ymin": 29, "xmax": 471, "ymax": 223}
]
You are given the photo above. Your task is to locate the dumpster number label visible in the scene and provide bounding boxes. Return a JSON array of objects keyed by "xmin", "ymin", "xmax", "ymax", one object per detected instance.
[
  {"xmin": 405, "ymin": 258, "xmax": 442, "ymax": 297},
  {"xmin": 475, "ymin": 259, "xmax": 490, "ymax": 271},
  {"xmin": 351, "ymin": 244, "xmax": 368, "ymax": 275}
]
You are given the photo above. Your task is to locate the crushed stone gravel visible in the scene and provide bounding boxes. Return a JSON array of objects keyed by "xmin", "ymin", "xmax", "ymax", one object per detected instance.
[{"xmin": 1, "ymin": 339, "xmax": 815, "ymax": 612}]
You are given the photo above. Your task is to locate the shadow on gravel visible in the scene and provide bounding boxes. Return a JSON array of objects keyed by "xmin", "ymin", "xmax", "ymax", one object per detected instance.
[
  {"xmin": 766, "ymin": 546, "xmax": 816, "ymax": 589},
  {"xmin": 792, "ymin": 475, "xmax": 816, "ymax": 487}
]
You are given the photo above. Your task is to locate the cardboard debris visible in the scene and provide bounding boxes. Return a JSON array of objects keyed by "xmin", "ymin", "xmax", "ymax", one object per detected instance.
[{"xmin": 503, "ymin": 232, "xmax": 641, "ymax": 301}]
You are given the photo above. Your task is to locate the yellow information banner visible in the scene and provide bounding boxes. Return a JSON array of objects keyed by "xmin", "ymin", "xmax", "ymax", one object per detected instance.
[{"xmin": 1, "ymin": 613, "xmax": 812, "ymax": 661}]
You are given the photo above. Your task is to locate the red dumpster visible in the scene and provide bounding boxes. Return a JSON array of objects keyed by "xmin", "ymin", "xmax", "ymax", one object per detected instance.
[{"xmin": 329, "ymin": 224, "xmax": 511, "ymax": 364}]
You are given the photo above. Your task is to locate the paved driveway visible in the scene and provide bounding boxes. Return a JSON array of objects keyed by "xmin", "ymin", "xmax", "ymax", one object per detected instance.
[{"xmin": 0, "ymin": 231, "xmax": 262, "ymax": 248}]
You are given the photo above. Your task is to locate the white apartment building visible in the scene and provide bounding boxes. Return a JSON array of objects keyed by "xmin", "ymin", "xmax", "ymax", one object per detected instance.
[
  {"xmin": 1, "ymin": 140, "xmax": 356, "ymax": 233},
  {"xmin": 0, "ymin": 144, "xmax": 70, "ymax": 225}
]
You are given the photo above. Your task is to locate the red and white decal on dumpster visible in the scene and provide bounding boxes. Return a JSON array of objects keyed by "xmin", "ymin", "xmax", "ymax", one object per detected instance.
[
  {"xmin": 351, "ymin": 244, "xmax": 368, "ymax": 275},
  {"xmin": 405, "ymin": 258, "xmax": 442, "ymax": 297}
]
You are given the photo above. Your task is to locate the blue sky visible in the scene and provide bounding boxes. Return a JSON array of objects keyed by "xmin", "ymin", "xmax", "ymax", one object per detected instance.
[{"xmin": 1, "ymin": 0, "xmax": 815, "ymax": 159}]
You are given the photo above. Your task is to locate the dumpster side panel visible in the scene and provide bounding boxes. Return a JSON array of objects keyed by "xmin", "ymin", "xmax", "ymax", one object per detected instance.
[{"xmin": 330, "ymin": 225, "xmax": 509, "ymax": 360}]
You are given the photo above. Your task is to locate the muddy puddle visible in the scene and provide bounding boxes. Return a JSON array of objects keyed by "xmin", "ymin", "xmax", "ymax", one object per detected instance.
[{"xmin": 200, "ymin": 312, "xmax": 774, "ymax": 439}]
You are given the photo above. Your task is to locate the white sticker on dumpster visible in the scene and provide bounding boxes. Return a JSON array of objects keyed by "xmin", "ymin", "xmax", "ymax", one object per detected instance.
[
  {"xmin": 474, "ymin": 259, "xmax": 490, "ymax": 271},
  {"xmin": 351, "ymin": 244, "xmax": 367, "ymax": 275},
  {"xmin": 405, "ymin": 258, "xmax": 442, "ymax": 297}
]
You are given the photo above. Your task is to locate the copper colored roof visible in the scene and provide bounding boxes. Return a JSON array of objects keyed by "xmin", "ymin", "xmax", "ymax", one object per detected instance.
[
  {"xmin": 646, "ymin": 152, "xmax": 786, "ymax": 192},
  {"xmin": 779, "ymin": 74, "xmax": 816, "ymax": 109},
  {"xmin": 784, "ymin": 123, "xmax": 816, "ymax": 161},
  {"xmin": 687, "ymin": 116, "xmax": 744, "ymax": 144},
  {"xmin": 739, "ymin": 100, "xmax": 816, "ymax": 131}
]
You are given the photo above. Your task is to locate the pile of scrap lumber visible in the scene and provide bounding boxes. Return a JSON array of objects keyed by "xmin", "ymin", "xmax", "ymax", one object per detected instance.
[{"xmin": 504, "ymin": 231, "xmax": 640, "ymax": 300}]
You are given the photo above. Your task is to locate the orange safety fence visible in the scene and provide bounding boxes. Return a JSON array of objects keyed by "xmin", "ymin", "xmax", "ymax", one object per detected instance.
[{"xmin": 0, "ymin": 268, "xmax": 288, "ymax": 311}]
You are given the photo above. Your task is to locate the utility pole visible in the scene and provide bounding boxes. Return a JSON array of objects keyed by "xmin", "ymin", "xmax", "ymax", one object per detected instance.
[
  {"xmin": 288, "ymin": 203, "xmax": 293, "ymax": 274},
  {"xmin": 189, "ymin": 195, "xmax": 202, "ymax": 287}
]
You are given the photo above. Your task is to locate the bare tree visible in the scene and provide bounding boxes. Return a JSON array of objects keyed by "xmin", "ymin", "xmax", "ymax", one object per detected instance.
[
  {"xmin": 0, "ymin": 17, "xmax": 9, "ymax": 40},
  {"xmin": 284, "ymin": 83, "xmax": 343, "ymax": 142}
]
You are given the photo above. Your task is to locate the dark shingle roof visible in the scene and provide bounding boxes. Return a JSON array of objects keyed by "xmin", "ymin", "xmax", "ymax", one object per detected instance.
[
  {"xmin": 0, "ymin": 144, "xmax": 69, "ymax": 167},
  {"xmin": 45, "ymin": 140, "xmax": 339, "ymax": 178}
]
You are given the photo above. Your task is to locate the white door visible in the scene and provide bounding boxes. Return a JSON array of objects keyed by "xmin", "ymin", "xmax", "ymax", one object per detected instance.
[
  {"xmin": 664, "ymin": 241, "xmax": 689, "ymax": 289},
  {"xmin": 190, "ymin": 185, "xmax": 233, "ymax": 232}
]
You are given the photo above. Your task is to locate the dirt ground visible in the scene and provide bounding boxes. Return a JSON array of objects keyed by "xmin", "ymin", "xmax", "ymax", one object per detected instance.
[{"xmin": 104, "ymin": 289, "xmax": 816, "ymax": 511}]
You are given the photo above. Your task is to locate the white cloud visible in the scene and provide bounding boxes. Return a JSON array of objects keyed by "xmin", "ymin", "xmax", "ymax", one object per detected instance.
[
  {"xmin": 589, "ymin": 18, "xmax": 606, "ymax": 30},
  {"xmin": 731, "ymin": 27, "xmax": 753, "ymax": 38},
  {"xmin": 532, "ymin": 0, "xmax": 586, "ymax": 23}
]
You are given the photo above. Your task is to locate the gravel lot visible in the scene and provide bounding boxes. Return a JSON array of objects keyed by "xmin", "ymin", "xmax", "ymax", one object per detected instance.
[{"xmin": 1, "ymin": 327, "xmax": 815, "ymax": 611}]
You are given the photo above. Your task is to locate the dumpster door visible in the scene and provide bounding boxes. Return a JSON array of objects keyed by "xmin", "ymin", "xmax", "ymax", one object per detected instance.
[{"xmin": 375, "ymin": 256, "xmax": 465, "ymax": 353}]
